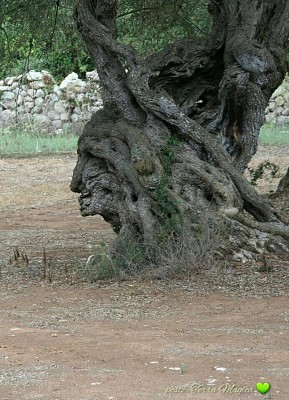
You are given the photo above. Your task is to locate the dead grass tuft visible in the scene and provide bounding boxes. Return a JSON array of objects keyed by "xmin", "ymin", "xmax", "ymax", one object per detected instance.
[{"xmin": 78, "ymin": 215, "xmax": 229, "ymax": 282}]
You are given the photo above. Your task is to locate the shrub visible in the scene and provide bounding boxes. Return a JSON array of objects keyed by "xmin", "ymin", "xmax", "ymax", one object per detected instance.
[
  {"xmin": 247, "ymin": 161, "xmax": 279, "ymax": 186},
  {"xmin": 78, "ymin": 214, "xmax": 228, "ymax": 282}
]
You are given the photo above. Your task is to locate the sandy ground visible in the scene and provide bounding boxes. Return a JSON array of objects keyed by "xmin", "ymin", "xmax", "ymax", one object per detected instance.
[{"xmin": 0, "ymin": 146, "xmax": 289, "ymax": 400}]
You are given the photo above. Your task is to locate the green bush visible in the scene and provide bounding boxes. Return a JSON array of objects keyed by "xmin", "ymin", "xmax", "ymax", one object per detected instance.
[{"xmin": 247, "ymin": 161, "xmax": 279, "ymax": 186}]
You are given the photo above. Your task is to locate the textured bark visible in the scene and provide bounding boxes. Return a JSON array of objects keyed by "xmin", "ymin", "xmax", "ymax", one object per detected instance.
[
  {"xmin": 71, "ymin": 0, "xmax": 289, "ymax": 257},
  {"xmin": 277, "ymin": 167, "xmax": 289, "ymax": 193}
]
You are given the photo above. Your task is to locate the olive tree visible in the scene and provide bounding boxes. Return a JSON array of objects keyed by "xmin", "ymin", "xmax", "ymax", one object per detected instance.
[{"xmin": 71, "ymin": 0, "xmax": 289, "ymax": 261}]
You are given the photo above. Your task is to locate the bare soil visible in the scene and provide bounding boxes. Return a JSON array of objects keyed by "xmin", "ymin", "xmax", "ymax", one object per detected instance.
[{"xmin": 0, "ymin": 146, "xmax": 289, "ymax": 400}]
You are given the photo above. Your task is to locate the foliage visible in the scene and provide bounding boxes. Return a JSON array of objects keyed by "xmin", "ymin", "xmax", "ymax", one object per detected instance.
[
  {"xmin": 75, "ymin": 242, "xmax": 121, "ymax": 282},
  {"xmin": 1, "ymin": 1, "xmax": 286, "ymax": 79},
  {"xmin": 160, "ymin": 135, "xmax": 183, "ymax": 174},
  {"xmin": 247, "ymin": 161, "xmax": 279, "ymax": 186},
  {"xmin": 117, "ymin": 0, "xmax": 210, "ymax": 56},
  {"xmin": 74, "ymin": 240, "xmax": 151, "ymax": 282},
  {"xmin": 0, "ymin": 0, "xmax": 210, "ymax": 79},
  {"xmin": 0, "ymin": 0, "xmax": 94, "ymax": 80},
  {"xmin": 75, "ymin": 214, "xmax": 228, "ymax": 282},
  {"xmin": 153, "ymin": 136, "xmax": 183, "ymax": 237}
]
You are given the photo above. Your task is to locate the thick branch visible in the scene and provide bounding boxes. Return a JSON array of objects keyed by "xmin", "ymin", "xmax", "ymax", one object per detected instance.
[
  {"xmin": 127, "ymin": 67, "xmax": 285, "ymax": 224},
  {"xmin": 76, "ymin": 0, "xmax": 142, "ymax": 122}
]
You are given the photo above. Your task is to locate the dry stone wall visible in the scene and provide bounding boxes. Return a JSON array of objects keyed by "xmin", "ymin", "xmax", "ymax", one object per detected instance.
[
  {"xmin": 265, "ymin": 76, "xmax": 289, "ymax": 125},
  {"xmin": 0, "ymin": 70, "xmax": 289, "ymax": 131},
  {"xmin": 0, "ymin": 70, "xmax": 103, "ymax": 132}
]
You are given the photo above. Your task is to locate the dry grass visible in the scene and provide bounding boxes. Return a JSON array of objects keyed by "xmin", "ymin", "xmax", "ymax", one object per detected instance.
[
  {"xmin": 146, "ymin": 216, "xmax": 228, "ymax": 280},
  {"xmin": 78, "ymin": 215, "xmax": 229, "ymax": 282}
]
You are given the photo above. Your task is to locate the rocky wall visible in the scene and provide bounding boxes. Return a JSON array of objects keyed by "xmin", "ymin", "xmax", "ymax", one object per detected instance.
[
  {"xmin": 0, "ymin": 70, "xmax": 289, "ymax": 131},
  {"xmin": 0, "ymin": 70, "xmax": 103, "ymax": 132},
  {"xmin": 265, "ymin": 76, "xmax": 289, "ymax": 125}
]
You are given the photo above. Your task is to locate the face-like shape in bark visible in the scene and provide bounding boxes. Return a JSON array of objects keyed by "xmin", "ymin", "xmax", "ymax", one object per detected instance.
[{"xmin": 71, "ymin": 155, "xmax": 122, "ymax": 232}]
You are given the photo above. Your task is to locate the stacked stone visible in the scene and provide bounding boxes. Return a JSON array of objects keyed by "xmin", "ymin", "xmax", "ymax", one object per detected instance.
[
  {"xmin": 1, "ymin": 70, "xmax": 289, "ymax": 130},
  {"xmin": 0, "ymin": 70, "xmax": 103, "ymax": 131},
  {"xmin": 265, "ymin": 76, "xmax": 289, "ymax": 125}
]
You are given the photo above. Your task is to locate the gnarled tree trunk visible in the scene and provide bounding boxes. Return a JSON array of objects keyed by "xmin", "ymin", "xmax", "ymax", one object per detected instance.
[
  {"xmin": 278, "ymin": 167, "xmax": 289, "ymax": 192},
  {"xmin": 71, "ymin": 0, "xmax": 289, "ymax": 260}
]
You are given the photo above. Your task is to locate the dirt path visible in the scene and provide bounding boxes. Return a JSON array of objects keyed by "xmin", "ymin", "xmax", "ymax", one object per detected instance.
[{"xmin": 0, "ymin": 148, "xmax": 289, "ymax": 400}]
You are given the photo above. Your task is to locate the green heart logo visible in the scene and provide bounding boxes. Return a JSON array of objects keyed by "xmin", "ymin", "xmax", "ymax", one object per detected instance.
[{"xmin": 256, "ymin": 382, "xmax": 270, "ymax": 394}]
